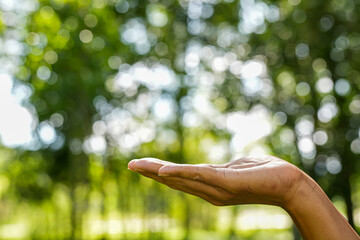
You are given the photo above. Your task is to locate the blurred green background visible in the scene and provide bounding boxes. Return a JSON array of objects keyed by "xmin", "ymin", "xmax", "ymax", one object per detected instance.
[{"xmin": 0, "ymin": 0, "xmax": 360, "ymax": 239}]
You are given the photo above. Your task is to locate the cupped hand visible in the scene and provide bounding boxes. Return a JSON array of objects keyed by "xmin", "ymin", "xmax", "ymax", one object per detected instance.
[{"xmin": 127, "ymin": 156, "xmax": 304, "ymax": 207}]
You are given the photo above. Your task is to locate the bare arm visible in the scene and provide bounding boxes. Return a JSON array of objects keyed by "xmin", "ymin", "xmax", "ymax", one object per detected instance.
[
  {"xmin": 283, "ymin": 173, "xmax": 358, "ymax": 239},
  {"xmin": 128, "ymin": 156, "xmax": 359, "ymax": 240}
]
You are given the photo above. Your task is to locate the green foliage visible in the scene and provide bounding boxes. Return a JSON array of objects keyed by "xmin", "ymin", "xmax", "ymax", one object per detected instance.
[{"xmin": 1, "ymin": 0, "xmax": 360, "ymax": 239}]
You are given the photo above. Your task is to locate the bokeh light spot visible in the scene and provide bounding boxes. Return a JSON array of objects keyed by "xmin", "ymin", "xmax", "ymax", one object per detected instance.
[
  {"xmin": 335, "ymin": 36, "xmax": 350, "ymax": 50},
  {"xmin": 312, "ymin": 58, "xmax": 327, "ymax": 72},
  {"xmin": 38, "ymin": 121, "xmax": 56, "ymax": 145},
  {"xmin": 292, "ymin": 9, "xmax": 306, "ymax": 23},
  {"xmin": 50, "ymin": 113, "xmax": 64, "ymax": 128},
  {"xmin": 273, "ymin": 112, "xmax": 287, "ymax": 125},
  {"xmin": 296, "ymin": 82, "xmax": 310, "ymax": 96},
  {"xmin": 84, "ymin": 14, "xmax": 98, "ymax": 28},
  {"xmin": 92, "ymin": 0, "xmax": 106, "ymax": 9},
  {"xmin": 37, "ymin": 65, "xmax": 51, "ymax": 81},
  {"xmin": 108, "ymin": 56, "xmax": 123, "ymax": 70},
  {"xmin": 211, "ymin": 57, "xmax": 228, "ymax": 73},
  {"xmin": 295, "ymin": 118, "xmax": 314, "ymax": 137},
  {"xmin": 79, "ymin": 29, "xmax": 93, "ymax": 43},
  {"xmin": 69, "ymin": 138, "xmax": 83, "ymax": 155},
  {"xmin": 316, "ymin": 77, "xmax": 333, "ymax": 94},
  {"xmin": 317, "ymin": 103, "xmax": 338, "ymax": 123},
  {"xmin": 91, "ymin": 36, "xmax": 105, "ymax": 51},
  {"xmin": 44, "ymin": 50, "xmax": 58, "ymax": 64},
  {"xmin": 349, "ymin": 97, "xmax": 360, "ymax": 114},
  {"xmin": 40, "ymin": 6, "xmax": 54, "ymax": 19},
  {"xmin": 313, "ymin": 130, "xmax": 328, "ymax": 145},
  {"xmin": 26, "ymin": 32, "xmax": 40, "ymax": 46},
  {"xmin": 295, "ymin": 43, "xmax": 309, "ymax": 59},
  {"xmin": 298, "ymin": 137, "xmax": 316, "ymax": 159},
  {"xmin": 351, "ymin": 139, "xmax": 360, "ymax": 154},
  {"xmin": 241, "ymin": 60, "xmax": 265, "ymax": 79},
  {"xmin": 334, "ymin": 79, "xmax": 351, "ymax": 96},
  {"xmin": 147, "ymin": 4, "xmax": 168, "ymax": 27},
  {"xmin": 115, "ymin": 0, "xmax": 129, "ymax": 13},
  {"xmin": 319, "ymin": 15, "xmax": 334, "ymax": 31},
  {"xmin": 326, "ymin": 156, "xmax": 342, "ymax": 174},
  {"xmin": 83, "ymin": 135, "xmax": 106, "ymax": 154},
  {"xmin": 65, "ymin": 16, "xmax": 79, "ymax": 31},
  {"xmin": 280, "ymin": 129, "xmax": 295, "ymax": 143}
]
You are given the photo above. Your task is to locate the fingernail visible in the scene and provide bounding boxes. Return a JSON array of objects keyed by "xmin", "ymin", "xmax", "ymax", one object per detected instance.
[
  {"xmin": 158, "ymin": 173, "xmax": 169, "ymax": 177},
  {"xmin": 128, "ymin": 159, "xmax": 139, "ymax": 169},
  {"xmin": 129, "ymin": 159, "xmax": 138, "ymax": 165}
]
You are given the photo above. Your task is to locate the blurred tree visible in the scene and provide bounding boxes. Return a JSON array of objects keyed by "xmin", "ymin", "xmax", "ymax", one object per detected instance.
[
  {"xmin": 250, "ymin": 0, "xmax": 360, "ymax": 227},
  {"xmin": 0, "ymin": 0, "xmax": 359, "ymax": 239}
]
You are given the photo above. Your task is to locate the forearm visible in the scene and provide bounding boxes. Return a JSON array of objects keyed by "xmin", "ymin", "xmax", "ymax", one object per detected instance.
[{"xmin": 282, "ymin": 172, "xmax": 359, "ymax": 240}]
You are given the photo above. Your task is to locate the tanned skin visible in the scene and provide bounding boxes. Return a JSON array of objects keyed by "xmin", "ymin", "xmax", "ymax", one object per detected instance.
[{"xmin": 128, "ymin": 156, "xmax": 360, "ymax": 240}]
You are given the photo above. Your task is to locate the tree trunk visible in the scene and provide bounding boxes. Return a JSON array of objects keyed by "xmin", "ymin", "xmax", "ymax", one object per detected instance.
[{"xmin": 342, "ymin": 172, "xmax": 354, "ymax": 227}]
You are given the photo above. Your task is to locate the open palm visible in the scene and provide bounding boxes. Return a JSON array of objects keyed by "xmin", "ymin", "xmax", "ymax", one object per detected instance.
[{"xmin": 128, "ymin": 156, "xmax": 303, "ymax": 207}]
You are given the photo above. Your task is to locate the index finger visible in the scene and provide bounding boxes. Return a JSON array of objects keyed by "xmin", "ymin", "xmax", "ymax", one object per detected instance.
[{"xmin": 128, "ymin": 158, "xmax": 175, "ymax": 174}]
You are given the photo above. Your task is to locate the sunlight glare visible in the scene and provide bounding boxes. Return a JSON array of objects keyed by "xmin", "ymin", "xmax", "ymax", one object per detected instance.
[
  {"xmin": 38, "ymin": 121, "xmax": 56, "ymax": 145},
  {"xmin": 0, "ymin": 73, "xmax": 36, "ymax": 147},
  {"xmin": 226, "ymin": 105, "xmax": 273, "ymax": 154},
  {"xmin": 241, "ymin": 60, "xmax": 265, "ymax": 79}
]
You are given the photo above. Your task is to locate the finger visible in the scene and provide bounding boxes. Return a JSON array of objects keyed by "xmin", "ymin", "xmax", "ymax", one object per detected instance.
[
  {"xmin": 128, "ymin": 158, "xmax": 169, "ymax": 169},
  {"xmin": 137, "ymin": 170, "xmax": 221, "ymax": 198},
  {"xmin": 165, "ymin": 176, "xmax": 232, "ymax": 203},
  {"xmin": 165, "ymin": 180, "xmax": 224, "ymax": 206},
  {"xmin": 158, "ymin": 164, "xmax": 228, "ymax": 188},
  {"xmin": 139, "ymin": 171, "xmax": 225, "ymax": 206},
  {"xmin": 136, "ymin": 171, "xmax": 167, "ymax": 184},
  {"xmin": 128, "ymin": 158, "xmax": 175, "ymax": 174}
]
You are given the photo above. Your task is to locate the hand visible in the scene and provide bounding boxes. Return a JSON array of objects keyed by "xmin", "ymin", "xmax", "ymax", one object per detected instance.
[
  {"xmin": 127, "ymin": 155, "xmax": 303, "ymax": 207},
  {"xmin": 128, "ymin": 156, "xmax": 360, "ymax": 239}
]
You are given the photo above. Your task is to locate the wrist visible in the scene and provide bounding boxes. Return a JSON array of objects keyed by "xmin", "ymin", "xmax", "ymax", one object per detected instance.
[
  {"xmin": 281, "ymin": 170, "xmax": 313, "ymax": 211},
  {"xmin": 280, "ymin": 171, "xmax": 358, "ymax": 240}
]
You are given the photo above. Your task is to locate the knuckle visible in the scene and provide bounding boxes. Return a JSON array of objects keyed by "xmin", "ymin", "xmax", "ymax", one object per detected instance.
[
  {"xmin": 193, "ymin": 166, "xmax": 203, "ymax": 180},
  {"xmin": 193, "ymin": 173, "xmax": 203, "ymax": 181}
]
